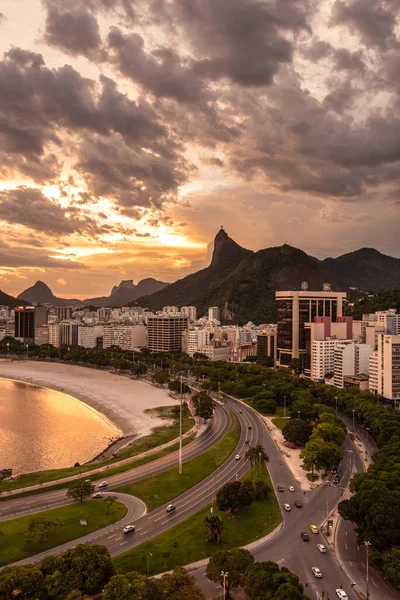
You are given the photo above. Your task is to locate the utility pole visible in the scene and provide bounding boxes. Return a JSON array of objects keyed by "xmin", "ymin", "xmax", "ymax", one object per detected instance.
[
  {"xmin": 365, "ymin": 541, "xmax": 371, "ymax": 599},
  {"xmin": 179, "ymin": 375, "xmax": 183, "ymax": 475}
]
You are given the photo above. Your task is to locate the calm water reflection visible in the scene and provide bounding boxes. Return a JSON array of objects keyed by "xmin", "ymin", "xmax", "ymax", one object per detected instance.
[{"xmin": 0, "ymin": 378, "xmax": 120, "ymax": 475}]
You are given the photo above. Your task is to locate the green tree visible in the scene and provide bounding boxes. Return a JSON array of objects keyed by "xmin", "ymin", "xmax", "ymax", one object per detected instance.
[
  {"xmin": 65, "ymin": 592, "xmax": 91, "ymax": 600},
  {"xmin": 25, "ymin": 517, "xmax": 61, "ymax": 544},
  {"xmin": 168, "ymin": 380, "xmax": 190, "ymax": 394},
  {"xmin": 382, "ymin": 548, "xmax": 400, "ymax": 589},
  {"xmin": 216, "ymin": 481, "xmax": 254, "ymax": 515},
  {"xmin": 243, "ymin": 561, "xmax": 308, "ymax": 600},
  {"xmin": 206, "ymin": 548, "xmax": 254, "ymax": 598},
  {"xmin": 104, "ymin": 495, "xmax": 117, "ymax": 515},
  {"xmin": 66, "ymin": 481, "xmax": 94, "ymax": 503},
  {"xmin": 282, "ymin": 419, "xmax": 313, "ymax": 446},
  {"xmin": 160, "ymin": 567, "xmax": 205, "ymax": 600},
  {"xmin": 103, "ymin": 574, "xmax": 141, "ymax": 600},
  {"xmin": 0, "ymin": 565, "xmax": 47, "ymax": 600},
  {"xmin": 192, "ymin": 392, "xmax": 214, "ymax": 421},
  {"xmin": 204, "ymin": 515, "xmax": 224, "ymax": 543},
  {"xmin": 152, "ymin": 371, "xmax": 169, "ymax": 386}
]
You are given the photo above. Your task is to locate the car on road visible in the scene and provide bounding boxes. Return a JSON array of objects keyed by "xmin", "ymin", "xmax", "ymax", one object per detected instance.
[
  {"xmin": 245, "ymin": 438, "xmax": 249, "ymax": 444},
  {"xmin": 301, "ymin": 532, "xmax": 309, "ymax": 541},
  {"xmin": 334, "ymin": 474, "xmax": 340, "ymax": 482},
  {"xmin": 235, "ymin": 454, "xmax": 241, "ymax": 460},
  {"xmin": 336, "ymin": 590, "xmax": 348, "ymax": 599},
  {"xmin": 98, "ymin": 482, "xmax": 108, "ymax": 488},
  {"xmin": 288, "ymin": 485, "xmax": 295, "ymax": 492},
  {"xmin": 312, "ymin": 567, "xmax": 322, "ymax": 579},
  {"xmin": 248, "ymin": 425, "xmax": 252, "ymax": 430},
  {"xmin": 317, "ymin": 544, "xmax": 327, "ymax": 553},
  {"xmin": 166, "ymin": 504, "xmax": 176, "ymax": 513},
  {"xmin": 310, "ymin": 524, "xmax": 319, "ymax": 534},
  {"xmin": 283, "ymin": 503, "xmax": 291, "ymax": 511},
  {"xmin": 85, "ymin": 479, "xmax": 91, "ymax": 483},
  {"xmin": 123, "ymin": 525, "xmax": 135, "ymax": 534},
  {"xmin": 295, "ymin": 501, "xmax": 302, "ymax": 508},
  {"xmin": 277, "ymin": 486, "xmax": 284, "ymax": 492},
  {"xmin": 239, "ymin": 409, "xmax": 242, "ymax": 413},
  {"xmin": 92, "ymin": 492, "xmax": 104, "ymax": 499}
]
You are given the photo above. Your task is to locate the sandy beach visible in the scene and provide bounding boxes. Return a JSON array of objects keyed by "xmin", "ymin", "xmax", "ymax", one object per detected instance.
[{"xmin": 0, "ymin": 360, "xmax": 178, "ymax": 439}]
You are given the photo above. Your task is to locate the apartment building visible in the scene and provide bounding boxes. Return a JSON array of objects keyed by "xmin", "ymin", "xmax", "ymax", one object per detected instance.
[{"xmin": 103, "ymin": 325, "xmax": 147, "ymax": 350}]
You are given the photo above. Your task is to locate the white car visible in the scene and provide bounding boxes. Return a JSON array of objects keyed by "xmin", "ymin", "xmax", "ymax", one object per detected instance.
[
  {"xmin": 98, "ymin": 481, "xmax": 108, "ymax": 488},
  {"xmin": 92, "ymin": 492, "xmax": 103, "ymax": 499},
  {"xmin": 317, "ymin": 544, "xmax": 327, "ymax": 553},
  {"xmin": 283, "ymin": 503, "xmax": 291, "ymax": 511},
  {"xmin": 288, "ymin": 485, "xmax": 295, "ymax": 492},
  {"xmin": 336, "ymin": 590, "xmax": 348, "ymax": 600},
  {"xmin": 123, "ymin": 525, "xmax": 135, "ymax": 534},
  {"xmin": 235, "ymin": 454, "xmax": 241, "ymax": 460},
  {"xmin": 312, "ymin": 567, "xmax": 322, "ymax": 579}
]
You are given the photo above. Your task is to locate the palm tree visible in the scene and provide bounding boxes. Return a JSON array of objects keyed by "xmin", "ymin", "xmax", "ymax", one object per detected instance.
[
  {"xmin": 204, "ymin": 515, "xmax": 224, "ymax": 543},
  {"xmin": 245, "ymin": 445, "xmax": 270, "ymax": 478}
]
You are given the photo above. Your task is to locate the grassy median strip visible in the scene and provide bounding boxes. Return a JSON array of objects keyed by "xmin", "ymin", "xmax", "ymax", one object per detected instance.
[
  {"xmin": 116, "ymin": 412, "xmax": 239, "ymax": 512},
  {"xmin": 0, "ymin": 411, "xmax": 194, "ymax": 493},
  {"xmin": 0, "ymin": 434, "xmax": 196, "ymax": 502},
  {"xmin": 0, "ymin": 500, "xmax": 127, "ymax": 567},
  {"xmin": 113, "ymin": 466, "xmax": 281, "ymax": 575}
]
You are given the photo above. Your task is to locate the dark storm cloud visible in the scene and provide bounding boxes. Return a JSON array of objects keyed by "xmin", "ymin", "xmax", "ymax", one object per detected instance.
[
  {"xmin": 43, "ymin": 0, "xmax": 135, "ymax": 22},
  {"xmin": 44, "ymin": 6, "xmax": 102, "ymax": 58},
  {"xmin": 0, "ymin": 187, "xmax": 100, "ymax": 236},
  {"xmin": 172, "ymin": 0, "xmax": 312, "ymax": 86},
  {"xmin": 0, "ymin": 244, "xmax": 86, "ymax": 270},
  {"xmin": 0, "ymin": 48, "xmax": 186, "ymax": 205},
  {"xmin": 330, "ymin": 0, "xmax": 399, "ymax": 49},
  {"xmin": 332, "ymin": 48, "xmax": 365, "ymax": 72},
  {"xmin": 107, "ymin": 28, "xmax": 210, "ymax": 103},
  {"xmin": 301, "ymin": 37, "xmax": 333, "ymax": 62}
]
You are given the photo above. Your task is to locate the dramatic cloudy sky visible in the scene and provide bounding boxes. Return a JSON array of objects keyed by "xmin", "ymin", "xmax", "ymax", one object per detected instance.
[{"xmin": 0, "ymin": 0, "xmax": 399, "ymax": 298}]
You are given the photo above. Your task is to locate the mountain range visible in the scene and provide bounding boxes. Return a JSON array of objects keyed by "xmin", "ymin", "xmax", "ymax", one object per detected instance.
[
  {"xmin": 134, "ymin": 229, "xmax": 400, "ymax": 323},
  {"xmin": 16, "ymin": 278, "xmax": 168, "ymax": 308},
  {"xmin": 2, "ymin": 229, "xmax": 400, "ymax": 323}
]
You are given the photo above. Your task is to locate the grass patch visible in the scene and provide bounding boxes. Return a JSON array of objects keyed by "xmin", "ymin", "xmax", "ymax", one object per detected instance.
[
  {"xmin": 0, "ymin": 435, "xmax": 196, "ymax": 502},
  {"xmin": 113, "ymin": 466, "xmax": 281, "ymax": 575},
  {"xmin": 0, "ymin": 408, "xmax": 194, "ymax": 492},
  {"xmin": 0, "ymin": 500, "xmax": 127, "ymax": 566},
  {"xmin": 271, "ymin": 417, "xmax": 289, "ymax": 431},
  {"xmin": 116, "ymin": 413, "xmax": 240, "ymax": 512}
]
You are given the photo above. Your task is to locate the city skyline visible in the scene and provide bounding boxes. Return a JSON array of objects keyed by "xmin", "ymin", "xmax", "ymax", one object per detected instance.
[{"xmin": 1, "ymin": 0, "xmax": 400, "ymax": 299}]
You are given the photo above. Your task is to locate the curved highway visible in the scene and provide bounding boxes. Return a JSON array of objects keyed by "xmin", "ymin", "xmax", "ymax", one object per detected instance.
[{"xmin": 0, "ymin": 402, "xmax": 231, "ymax": 521}]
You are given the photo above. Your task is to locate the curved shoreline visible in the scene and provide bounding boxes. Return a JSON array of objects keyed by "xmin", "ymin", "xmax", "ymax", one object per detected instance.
[{"xmin": 0, "ymin": 360, "xmax": 178, "ymax": 440}]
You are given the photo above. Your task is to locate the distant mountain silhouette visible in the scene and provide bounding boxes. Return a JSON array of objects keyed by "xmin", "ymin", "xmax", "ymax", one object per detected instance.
[
  {"xmin": 135, "ymin": 231, "xmax": 400, "ymax": 323},
  {"xmin": 0, "ymin": 290, "xmax": 28, "ymax": 309},
  {"xmin": 18, "ymin": 281, "xmax": 80, "ymax": 306},
  {"xmin": 83, "ymin": 278, "xmax": 168, "ymax": 307}
]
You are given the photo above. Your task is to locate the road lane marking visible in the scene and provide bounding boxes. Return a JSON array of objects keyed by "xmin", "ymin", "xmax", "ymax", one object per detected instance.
[{"xmin": 119, "ymin": 541, "xmax": 128, "ymax": 546}]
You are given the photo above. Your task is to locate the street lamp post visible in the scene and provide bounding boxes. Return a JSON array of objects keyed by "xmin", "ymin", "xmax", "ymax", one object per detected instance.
[
  {"xmin": 297, "ymin": 410, "xmax": 301, "ymax": 420},
  {"xmin": 335, "ymin": 396, "xmax": 338, "ymax": 414},
  {"xmin": 147, "ymin": 552, "xmax": 153, "ymax": 576},
  {"xmin": 364, "ymin": 541, "xmax": 371, "ymax": 599},
  {"xmin": 283, "ymin": 395, "xmax": 286, "ymax": 417},
  {"xmin": 346, "ymin": 449, "xmax": 354, "ymax": 474},
  {"xmin": 221, "ymin": 571, "xmax": 229, "ymax": 600},
  {"xmin": 352, "ymin": 409, "xmax": 355, "ymax": 433}
]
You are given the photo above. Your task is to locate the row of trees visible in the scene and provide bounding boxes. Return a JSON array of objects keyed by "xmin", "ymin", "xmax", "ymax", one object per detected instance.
[
  {"xmin": 206, "ymin": 548, "xmax": 310, "ymax": 599},
  {"xmin": 0, "ymin": 545, "xmax": 205, "ymax": 600}
]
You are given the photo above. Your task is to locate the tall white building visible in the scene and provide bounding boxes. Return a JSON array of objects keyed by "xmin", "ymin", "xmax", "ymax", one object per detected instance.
[
  {"xmin": 333, "ymin": 342, "xmax": 372, "ymax": 389},
  {"xmin": 103, "ymin": 325, "xmax": 147, "ymax": 350},
  {"xmin": 182, "ymin": 329, "xmax": 210, "ymax": 356},
  {"xmin": 78, "ymin": 326, "xmax": 104, "ymax": 349},
  {"xmin": 369, "ymin": 334, "xmax": 400, "ymax": 400},
  {"xmin": 181, "ymin": 306, "xmax": 197, "ymax": 322},
  {"xmin": 48, "ymin": 323, "xmax": 61, "ymax": 348},
  {"xmin": 162, "ymin": 306, "xmax": 180, "ymax": 315},
  {"xmin": 60, "ymin": 322, "xmax": 81, "ymax": 346},
  {"xmin": 208, "ymin": 306, "xmax": 220, "ymax": 321},
  {"xmin": 311, "ymin": 338, "xmax": 349, "ymax": 382}
]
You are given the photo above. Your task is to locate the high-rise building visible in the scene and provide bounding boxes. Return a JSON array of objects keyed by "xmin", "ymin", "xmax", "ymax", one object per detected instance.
[
  {"xmin": 35, "ymin": 325, "xmax": 49, "ymax": 346},
  {"xmin": 56, "ymin": 307, "xmax": 72, "ymax": 321},
  {"xmin": 48, "ymin": 323, "xmax": 61, "ymax": 347},
  {"xmin": 369, "ymin": 334, "xmax": 400, "ymax": 400},
  {"xmin": 182, "ymin": 328, "xmax": 210, "ymax": 356},
  {"xmin": 256, "ymin": 331, "xmax": 277, "ymax": 365},
  {"xmin": 276, "ymin": 290, "xmax": 346, "ymax": 367},
  {"xmin": 181, "ymin": 306, "xmax": 197, "ymax": 322},
  {"xmin": 333, "ymin": 342, "xmax": 372, "ymax": 389},
  {"xmin": 103, "ymin": 325, "xmax": 147, "ymax": 350},
  {"xmin": 60, "ymin": 321, "xmax": 81, "ymax": 346},
  {"xmin": 78, "ymin": 326, "xmax": 104, "ymax": 349},
  {"xmin": 14, "ymin": 306, "xmax": 47, "ymax": 344},
  {"xmin": 147, "ymin": 315, "xmax": 188, "ymax": 352},
  {"xmin": 208, "ymin": 306, "xmax": 220, "ymax": 321}
]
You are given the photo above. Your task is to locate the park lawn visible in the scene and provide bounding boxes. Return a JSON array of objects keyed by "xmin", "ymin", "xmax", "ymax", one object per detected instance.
[
  {"xmin": 0, "ymin": 434, "xmax": 196, "ymax": 502},
  {"xmin": 271, "ymin": 417, "xmax": 290, "ymax": 431},
  {"xmin": 0, "ymin": 500, "xmax": 127, "ymax": 566},
  {"xmin": 116, "ymin": 413, "xmax": 240, "ymax": 512},
  {"xmin": 0, "ymin": 411, "xmax": 195, "ymax": 492},
  {"xmin": 113, "ymin": 466, "xmax": 281, "ymax": 575}
]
